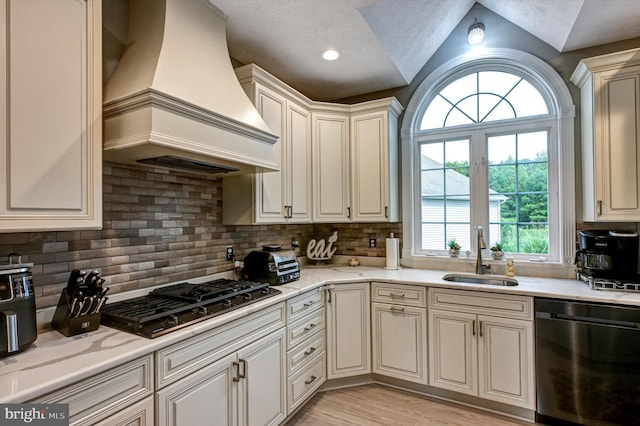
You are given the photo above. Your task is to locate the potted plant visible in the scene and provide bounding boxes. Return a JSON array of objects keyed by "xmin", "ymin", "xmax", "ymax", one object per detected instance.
[
  {"xmin": 490, "ymin": 241, "xmax": 504, "ymax": 260},
  {"xmin": 447, "ymin": 238, "xmax": 461, "ymax": 257}
]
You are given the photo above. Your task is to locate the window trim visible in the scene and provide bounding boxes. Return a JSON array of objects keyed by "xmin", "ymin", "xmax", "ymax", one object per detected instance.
[{"xmin": 401, "ymin": 49, "xmax": 575, "ymax": 272}]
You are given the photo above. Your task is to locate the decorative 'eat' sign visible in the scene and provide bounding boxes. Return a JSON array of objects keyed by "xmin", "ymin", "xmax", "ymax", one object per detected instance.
[{"xmin": 307, "ymin": 231, "xmax": 338, "ymax": 261}]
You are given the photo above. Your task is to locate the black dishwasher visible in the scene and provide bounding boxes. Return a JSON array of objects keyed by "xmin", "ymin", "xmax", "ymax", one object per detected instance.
[{"xmin": 535, "ymin": 298, "xmax": 640, "ymax": 426}]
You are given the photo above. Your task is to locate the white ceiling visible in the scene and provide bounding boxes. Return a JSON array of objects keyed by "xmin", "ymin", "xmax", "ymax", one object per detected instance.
[{"xmin": 208, "ymin": 0, "xmax": 640, "ymax": 101}]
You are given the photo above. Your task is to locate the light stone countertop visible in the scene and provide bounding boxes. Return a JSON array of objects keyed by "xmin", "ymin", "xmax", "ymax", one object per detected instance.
[{"xmin": 2, "ymin": 265, "xmax": 640, "ymax": 404}]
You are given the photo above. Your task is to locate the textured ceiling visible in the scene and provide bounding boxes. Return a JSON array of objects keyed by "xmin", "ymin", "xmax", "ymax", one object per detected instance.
[{"xmin": 208, "ymin": 0, "xmax": 640, "ymax": 101}]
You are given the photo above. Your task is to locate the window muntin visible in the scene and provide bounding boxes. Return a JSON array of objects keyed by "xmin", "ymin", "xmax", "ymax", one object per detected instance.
[
  {"xmin": 416, "ymin": 69, "xmax": 554, "ymax": 258},
  {"xmin": 420, "ymin": 71, "xmax": 549, "ymax": 130}
]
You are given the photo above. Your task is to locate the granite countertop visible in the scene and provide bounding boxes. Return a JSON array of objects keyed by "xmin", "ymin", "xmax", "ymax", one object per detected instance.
[{"xmin": 2, "ymin": 265, "xmax": 640, "ymax": 403}]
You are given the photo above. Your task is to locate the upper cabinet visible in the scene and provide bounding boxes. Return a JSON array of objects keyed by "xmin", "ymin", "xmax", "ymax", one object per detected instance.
[
  {"xmin": 312, "ymin": 99, "xmax": 403, "ymax": 223},
  {"xmin": 349, "ymin": 100, "xmax": 402, "ymax": 222},
  {"xmin": 224, "ymin": 65, "xmax": 312, "ymax": 224},
  {"xmin": 0, "ymin": 0, "xmax": 102, "ymax": 232},
  {"xmin": 571, "ymin": 48, "xmax": 640, "ymax": 221},
  {"xmin": 224, "ymin": 64, "xmax": 403, "ymax": 225}
]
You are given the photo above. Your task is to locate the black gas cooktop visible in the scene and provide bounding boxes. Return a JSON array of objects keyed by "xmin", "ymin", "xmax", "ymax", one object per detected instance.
[{"xmin": 100, "ymin": 278, "xmax": 281, "ymax": 338}]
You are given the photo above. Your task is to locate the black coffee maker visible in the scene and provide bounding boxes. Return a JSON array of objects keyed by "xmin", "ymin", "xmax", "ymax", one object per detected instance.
[{"xmin": 576, "ymin": 230, "xmax": 639, "ymax": 279}]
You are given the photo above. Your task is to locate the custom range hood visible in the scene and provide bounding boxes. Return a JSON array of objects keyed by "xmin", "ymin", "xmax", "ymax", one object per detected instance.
[{"xmin": 103, "ymin": 0, "xmax": 278, "ymax": 175}]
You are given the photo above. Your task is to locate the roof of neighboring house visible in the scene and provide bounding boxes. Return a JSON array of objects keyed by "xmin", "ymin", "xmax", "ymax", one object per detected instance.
[{"xmin": 421, "ymin": 155, "xmax": 507, "ymax": 202}]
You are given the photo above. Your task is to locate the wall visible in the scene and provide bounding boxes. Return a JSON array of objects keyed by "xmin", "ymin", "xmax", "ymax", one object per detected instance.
[{"xmin": 0, "ymin": 162, "xmax": 401, "ymax": 309}]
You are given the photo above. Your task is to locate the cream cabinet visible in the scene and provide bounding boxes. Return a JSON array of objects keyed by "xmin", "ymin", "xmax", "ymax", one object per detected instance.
[
  {"xmin": 349, "ymin": 100, "xmax": 402, "ymax": 222},
  {"xmin": 224, "ymin": 64, "xmax": 312, "ymax": 224},
  {"xmin": 326, "ymin": 282, "xmax": 371, "ymax": 378},
  {"xmin": 285, "ymin": 288, "xmax": 326, "ymax": 413},
  {"xmin": 311, "ymin": 109, "xmax": 351, "ymax": 222},
  {"xmin": 30, "ymin": 355, "xmax": 153, "ymax": 426},
  {"xmin": 428, "ymin": 288, "xmax": 535, "ymax": 409},
  {"xmin": 571, "ymin": 48, "xmax": 640, "ymax": 221},
  {"xmin": 371, "ymin": 282, "xmax": 427, "ymax": 384},
  {"xmin": 0, "ymin": 0, "xmax": 102, "ymax": 231},
  {"xmin": 312, "ymin": 99, "xmax": 403, "ymax": 222},
  {"xmin": 156, "ymin": 327, "xmax": 287, "ymax": 426},
  {"xmin": 155, "ymin": 303, "xmax": 286, "ymax": 426}
]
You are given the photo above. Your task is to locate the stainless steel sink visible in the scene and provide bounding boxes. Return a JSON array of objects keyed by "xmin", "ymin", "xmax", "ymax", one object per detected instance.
[{"xmin": 442, "ymin": 273, "xmax": 518, "ymax": 286}]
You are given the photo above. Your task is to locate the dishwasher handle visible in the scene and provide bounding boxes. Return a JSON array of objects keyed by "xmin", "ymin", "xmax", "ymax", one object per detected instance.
[{"xmin": 537, "ymin": 311, "xmax": 640, "ymax": 329}]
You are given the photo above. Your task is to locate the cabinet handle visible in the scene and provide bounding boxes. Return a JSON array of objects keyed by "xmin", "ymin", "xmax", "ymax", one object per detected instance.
[
  {"xmin": 303, "ymin": 301, "xmax": 314, "ymax": 307},
  {"xmin": 472, "ymin": 320, "xmax": 476, "ymax": 336},
  {"xmin": 327, "ymin": 289, "xmax": 332, "ymax": 303},
  {"xmin": 390, "ymin": 306, "xmax": 405, "ymax": 315},
  {"xmin": 390, "ymin": 293, "xmax": 405, "ymax": 298},
  {"xmin": 305, "ymin": 375, "xmax": 317, "ymax": 385},
  {"xmin": 304, "ymin": 323, "xmax": 316, "ymax": 332},
  {"xmin": 304, "ymin": 346, "xmax": 317, "ymax": 356},
  {"xmin": 385, "ymin": 206, "xmax": 389, "ymax": 218},
  {"xmin": 238, "ymin": 358, "xmax": 247, "ymax": 380},
  {"xmin": 347, "ymin": 207, "xmax": 351, "ymax": 218},
  {"xmin": 598, "ymin": 200, "xmax": 603, "ymax": 216},
  {"xmin": 232, "ymin": 361, "xmax": 241, "ymax": 382},
  {"xmin": 479, "ymin": 321, "xmax": 483, "ymax": 337}
]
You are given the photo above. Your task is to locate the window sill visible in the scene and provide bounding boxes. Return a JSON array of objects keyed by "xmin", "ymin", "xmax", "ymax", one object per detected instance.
[{"xmin": 401, "ymin": 255, "xmax": 576, "ymax": 280}]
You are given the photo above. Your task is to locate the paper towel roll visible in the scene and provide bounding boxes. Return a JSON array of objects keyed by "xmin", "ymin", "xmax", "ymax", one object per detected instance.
[{"xmin": 385, "ymin": 237, "xmax": 400, "ymax": 270}]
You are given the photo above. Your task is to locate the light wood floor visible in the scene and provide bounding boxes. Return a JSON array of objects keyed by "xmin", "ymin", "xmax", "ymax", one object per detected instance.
[{"xmin": 285, "ymin": 384, "xmax": 536, "ymax": 426}]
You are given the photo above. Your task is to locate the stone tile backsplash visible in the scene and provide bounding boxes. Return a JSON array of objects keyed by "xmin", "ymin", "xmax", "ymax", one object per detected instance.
[{"xmin": 0, "ymin": 162, "xmax": 401, "ymax": 308}]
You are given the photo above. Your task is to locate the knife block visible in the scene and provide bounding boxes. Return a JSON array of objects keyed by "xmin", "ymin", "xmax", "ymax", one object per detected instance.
[{"xmin": 52, "ymin": 289, "xmax": 101, "ymax": 337}]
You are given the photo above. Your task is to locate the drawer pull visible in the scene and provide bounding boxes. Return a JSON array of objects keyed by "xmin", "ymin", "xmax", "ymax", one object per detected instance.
[
  {"xmin": 303, "ymin": 301, "xmax": 314, "ymax": 307},
  {"xmin": 390, "ymin": 307, "xmax": 405, "ymax": 314},
  {"xmin": 390, "ymin": 293, "xmax": 405, "ymax": 298},
  {"xmin": 304, "ymin": 347, "xmax": 317, "ymax": 356},
  {"xmin": 304, "ymin": 323, "xmax": 317, "ymax": 332},
  {"xmin": 472, "ymin": 320, "xmax": 476, "ymax": 336},
  {"xmin": 305, "ymin": 375, "xmax": 317, "ymax": 385}
]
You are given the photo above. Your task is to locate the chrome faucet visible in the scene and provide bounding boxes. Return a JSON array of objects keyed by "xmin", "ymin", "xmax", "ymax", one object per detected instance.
[{"xmin": 476, "ymin": 226, "xmax": 489, "ymax": 274}]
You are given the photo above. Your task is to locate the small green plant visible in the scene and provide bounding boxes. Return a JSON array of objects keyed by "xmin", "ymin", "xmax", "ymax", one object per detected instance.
[
  {"xmin": 490, "ymin": 241, "xmax": 503, "ymax": 251},
  {"xmin": 447, "ymin": 238, "xmax": 461, "ymax": 250}
]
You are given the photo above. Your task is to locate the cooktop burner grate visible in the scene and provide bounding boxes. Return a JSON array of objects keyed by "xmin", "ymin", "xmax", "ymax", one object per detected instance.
[
  {"xmin": 578, "ymin": 272, "xmax": 640, "ymax": 292},
  {"xmin": 100, "ymin": 278, "xmax": 280, "ymax": 338}
]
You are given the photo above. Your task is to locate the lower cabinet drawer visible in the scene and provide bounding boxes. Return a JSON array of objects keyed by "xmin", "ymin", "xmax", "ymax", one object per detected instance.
[
  {"xmin": 287, "ymin": 307, "xmax": 325, "ymax": 348},
  {"xmin": 288, "ymin": 352, "xmax": 326, "ymax": 412},
  {"xmin": 30, "ymin": 355, "xmax": 153, "ymax": 426},
  {"xmin": 287, "ymin": 330, "xmax": 325, "ymax": 374},
  {"xmin": 93, "ymin": 395, "xmax": 154, "ymax": 426}
]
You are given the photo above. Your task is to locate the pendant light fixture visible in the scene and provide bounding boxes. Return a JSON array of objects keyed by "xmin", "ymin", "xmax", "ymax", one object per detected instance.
[{"xmin": 468, "ymin": 18, "xmax": 485, "ymax": 45}]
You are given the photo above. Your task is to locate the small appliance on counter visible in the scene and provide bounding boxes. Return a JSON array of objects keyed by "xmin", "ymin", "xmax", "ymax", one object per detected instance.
[
  {"xmin": 242, "ymin": 244, "xmax": 300, "ymax": 285},
  {"xmin": 0, "ymin": 253, "xmax": 37, "ymax": 358},
  {"xmin": 52, "ymin": 269, "xmax": 109, "ymax": 337},
  {"xmin": 576, "ymin": 230, "xmax": 640, "ymax": 291}
]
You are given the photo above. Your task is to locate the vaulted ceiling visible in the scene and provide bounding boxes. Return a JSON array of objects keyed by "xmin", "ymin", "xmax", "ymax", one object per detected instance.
[{"xmin": 208, "ymin": 0, "xmax": 640, "ymax": 101}]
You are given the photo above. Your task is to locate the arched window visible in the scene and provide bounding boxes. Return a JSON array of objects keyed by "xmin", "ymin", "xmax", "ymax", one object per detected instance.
[{"xmin": 401, "ymin": 49, "xmax": 575, "ymax": 270}]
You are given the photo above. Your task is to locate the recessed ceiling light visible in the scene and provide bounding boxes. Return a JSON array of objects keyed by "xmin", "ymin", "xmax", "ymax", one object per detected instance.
[{"xmin": 322, "ymin": 49, "xmax": 340, "ymax": 61}]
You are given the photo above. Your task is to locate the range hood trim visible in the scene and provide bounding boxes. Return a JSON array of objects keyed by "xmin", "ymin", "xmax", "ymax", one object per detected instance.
[{"xmin": 103, "ymin": 88, "xmax": 280, "ymax": 172}]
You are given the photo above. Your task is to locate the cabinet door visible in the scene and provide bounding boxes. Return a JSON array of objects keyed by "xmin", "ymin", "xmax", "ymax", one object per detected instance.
[
  {"xmin": 255, "ymin": 85, "xmax": 287, "ymax": 223},
  {"xmin": 592, "ymin": 67, "xmax": 640, "ymax": 220},
  {"xmin": 596, "ymin": 67, "xmax": 640, "ymax": 221},
  {"xmin": 326, "ymin": 283, "xmax": 371, "ymax": 378},
  {"xmin": 237, "ymin": 328, "xmax": 287, "ymax": 426},
  {"xmin": 477, "ymin": 316, "xmax": 534, "ymax": 409},
  {"xmin": 286, "ymin": 101, "xmax": 312, "ymax": 222},
  {"xmin": 350, "ymin": 112, "xmax": 389, "ymax": 222},
  {"xmin": 0, "ymin": 0, "xmax": 102, "ymax": 231},
  {"xmin": 371, "ymin": 302, "xmax": 427, "ymax": 384},
  {"xmin": 428, "ymin": 309, "xmax": 477, "ymax": 396},
  {"xmin": 312, "ymin": 112, "xmax": 350, "ymax": 222},
  {"xmin": 156, "ymin": 353, "xmax": 236, "ymax": 426}
]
